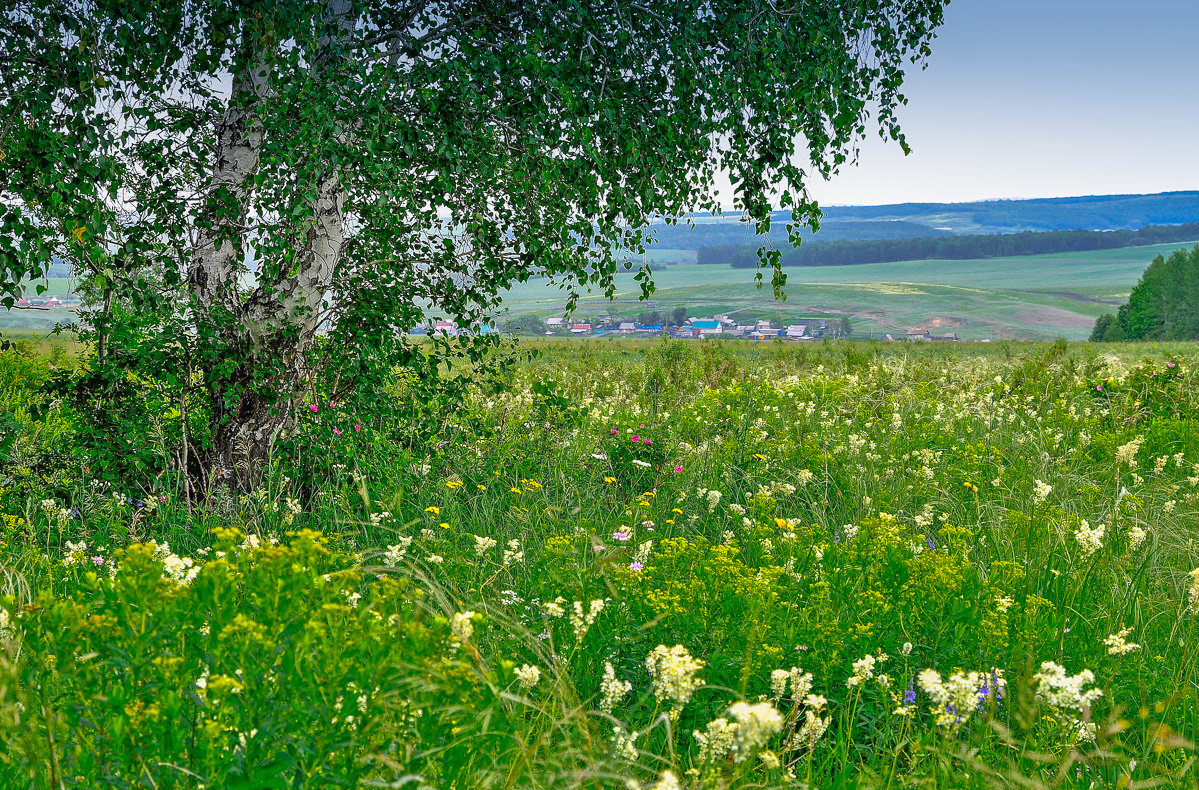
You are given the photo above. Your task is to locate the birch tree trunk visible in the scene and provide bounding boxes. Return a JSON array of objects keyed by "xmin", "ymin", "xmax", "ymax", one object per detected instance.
[{"xmin": 189, "ymin": 5, "xmax": 351, "ymax": 492}]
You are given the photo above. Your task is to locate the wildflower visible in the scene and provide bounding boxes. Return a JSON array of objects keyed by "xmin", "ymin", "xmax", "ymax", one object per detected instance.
[
  {"xmin": 474, "ymin": 535, "xmax": 497, "ymax": 556},
  {"xmin": 1128, "ymin": 525, "xmax": 1147, "ymax": 551},
  {"xmin": 727, "ymin": 701, "xmax": 783, "ymax": 761},
  {"xmin": 646, "ymin": 644, "xmax": 705, "ymax": 709},
  {"xmin": 604, "ymin": 476, "xmax": 617, "ymax": 484},
  {"xmin": 770, "ymin": 669, "xmax": 789, "ymax": 698},
  {"xmin": 918, "ymin": 667, "xmax": 1005, "ymax": 727},
  {"xmin": 1114, "ymin": 435, "xmax": 1146, "ymax": 468},
  {"xmin": 789, "ymin": 667, "xmax": 814, "ymax": 700},
  {"xmin": 694, "ymin": 717, "xmax": 738, "ymax": 763},
  {"xmin": 1032, "ymin": 661, "xmax": 1102, "ymax": 714},
  {"xmin": 901, "ymin": 642, "xmax": 913, "ymax": 656},
  {"xmin": 1032, "ymin": 479, "xmax": 1052, "ymax": 503},
  {"xmin": 600, "ymin": 662, "xmax": 633, "ymax": 713},
  {"xmin": 648, "ymin": 771, "xmax": 679, "ymax": 790},
  {"xmin": 628, "ymin": 562, "xmax": 643, "ymax": 571},
  {"xmin": 846, "ymin": 654, "xmax": 880, "ymax": 688},
  {"xmin": 162, "ymin": 553, "xmax": 200, "ymax": 586},
  {"xmin": 1187, "ymin": 568, "xmax": 1199, "ymax": 613},
  {"xmin": 424, "ymin": 506, "xmax": 440, "ymax": 515},
  {"xmin": 705, "ymin": 489, "xmax": 722, "ymax": 511},
  {"xmin": 570, "ymin": 599, "xmax": 604, "ymax": 641},
  {"xmin": 1104, "ymin": 627, "xmax": 1141, "ymax": 656},
  {"xmin": 1074, "ymin": 519, "xmax": 1105, "ymax": 557},
  {"xmin": 426, "ymin": 554, "xmax": 444, "ymax": 564},
  {"xmin": 612, "ymin": 530, "xmax": 631, "ymax": 542},
  {"xmin": 612, "ymin": 726, "xmax": 639, "ymax": 761},
  {"xmin": 542, "ymin": 597, "xmax": 566, "ymax": 618},
  {"xmin": 673, "ymin": 465, "xmax": 683, "ymax": 473},
  {"xmin": 309, "ymin": 403, "xmax": 318, "ymax": 412},
  {"xmin": 383, "ymin": 537, "xmax": 412, "ymax": 565},
  {"xmin": 450, "ymin": 611, "xmax": 475, "ymax": 646},
  {"xmin": 514, "ymin": 664, "xmax": 541, "ymax": 690},
  {"xmin": 631, "ymin": 459, "xmax": 651, "ymax": 468}
]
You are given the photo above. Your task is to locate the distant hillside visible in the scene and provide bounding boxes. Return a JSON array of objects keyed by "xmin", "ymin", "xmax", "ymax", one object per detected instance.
[
  {"xmin": 646, "ymin": 219, "xmax": 950, "ymax": 250},
  {"xmin": 700, "ymin": 222, "xmax": 1199, "ymax": 268},
  {"xmin": 817, "ymin": 190, "xmax": 1199, "ymax": 234},
  {"xmin": 646, "ymin": 190, "xmax": 1199, "ymax": 248}
]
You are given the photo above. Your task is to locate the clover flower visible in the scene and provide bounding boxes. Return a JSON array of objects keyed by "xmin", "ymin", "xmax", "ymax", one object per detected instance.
[
  {"xmin": 1104, "ymin": 627, "xmax": 1141, "ymax": 655},
  {"xmin": 599, "ymin": 661, "xmax": 632, "ymax": 713},
  {"xmin": 646, "ymin": 644, "xmax": 704, "ymax": 709}
]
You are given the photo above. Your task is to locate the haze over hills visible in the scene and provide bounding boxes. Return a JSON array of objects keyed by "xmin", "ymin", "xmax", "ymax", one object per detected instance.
[{"xmin": 646, "ymin": 190, "xmax": 1199, "ymax": 249}]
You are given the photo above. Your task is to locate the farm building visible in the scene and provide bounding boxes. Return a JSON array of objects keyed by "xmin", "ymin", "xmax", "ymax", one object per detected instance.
[
  {"xmin": 570, "ymin": 323, "xmax": 591, "ymax": 335},
  {"xmin": 784, "ymin": 324, "xmax": 807, "ymax": 339},
  {"xmin": 691, "ymin": 320, "xmax": 722, "ymax": 336},
  {"xmin": 545, "ymin": 317, "xmax": 564, "ymax": 327}
]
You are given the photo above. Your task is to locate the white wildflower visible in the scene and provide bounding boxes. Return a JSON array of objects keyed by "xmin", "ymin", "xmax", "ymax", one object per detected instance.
[
  {"xmin": 646, "ymin": 644, "xmax": 705, "ymax": 709},
  {"xmin": 1104, "ymin": 627, "xmax": 1141, "ymax": 656},
  {"xmin": 514, "ymin": 664, "xmax": 541, "ymax": 690},
  {"xmin": 600, "ymin": 661, "xmax": 632, "ymax": 713}
]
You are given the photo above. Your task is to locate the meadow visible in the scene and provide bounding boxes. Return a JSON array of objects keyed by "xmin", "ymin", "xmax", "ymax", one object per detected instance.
[
  {"xmin": 498, "ymin": 242, "xmax": 1199, "ymax": 340},
  {"xmin": 1, "ymin": 338, "xmax": 1198, "ymax": 788}
]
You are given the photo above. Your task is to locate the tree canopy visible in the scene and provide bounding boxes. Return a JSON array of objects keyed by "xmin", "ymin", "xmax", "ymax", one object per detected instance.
[
  {"xmin": 1090, "ymin": 246, "xmax": 1199, "ymax": 341},
  {"xmin": 1, "ymin": 0, "xmax": 948, "ymax": 488}
]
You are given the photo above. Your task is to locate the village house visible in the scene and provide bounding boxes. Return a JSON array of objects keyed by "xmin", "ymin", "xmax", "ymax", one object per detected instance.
[
  {"xmin": 570, "ymin": 323, "xmax": 591, "ymax": 335},
  {"xmin": 906, "ymin": 328, "xmax": 931, "ymax": 341},
  {"xmin": 545, "ymin": 317, "xmax": 564, "ymax": 327},
  {"xmin": 784, "ymin": 324, "xmax": 807, "ymax": 340},
  {"xmin": 691, "ymin": 319, "xmax": 722, "ymax": 336}
]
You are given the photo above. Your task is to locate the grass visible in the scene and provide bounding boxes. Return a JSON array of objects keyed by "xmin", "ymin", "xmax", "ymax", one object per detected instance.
[
  {"xmin": 497, "ymin": 242, "xmax": 1199, "ymax": 340},
  {"xmin": 1, "ymin": 339, "xmax": 1199, "ymax": 787}
]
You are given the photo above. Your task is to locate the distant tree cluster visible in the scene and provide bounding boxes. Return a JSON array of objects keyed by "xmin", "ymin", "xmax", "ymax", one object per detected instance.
[
  {"xmin": 1090, "ymin": 246, "xmax": 1199, "ymax": 341},
  {"xmin": 699, "ymin": 223, "xmax": 1199, "ymax": 268}
]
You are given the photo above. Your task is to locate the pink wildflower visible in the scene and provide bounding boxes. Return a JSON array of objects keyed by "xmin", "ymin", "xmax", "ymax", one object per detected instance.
[
  {"xmin": 629, "ymin": 562, "xmax": 643, "ymax": 571},
  {"xmin": 673, "ymin": 465, "xmax": 683, "ymax": 473},
  {"xmin": 333, "ymin": 428, "xmax": 342, "ymax": 436},
  {"xmin": 309, "ymin": 404, "xmax": 319, "ymax": 412}
]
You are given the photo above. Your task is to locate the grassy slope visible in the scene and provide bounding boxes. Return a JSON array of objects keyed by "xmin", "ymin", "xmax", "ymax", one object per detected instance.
[{"xmin": 497, "ymin": 241, "xmax": 1199, "ymax": 340}]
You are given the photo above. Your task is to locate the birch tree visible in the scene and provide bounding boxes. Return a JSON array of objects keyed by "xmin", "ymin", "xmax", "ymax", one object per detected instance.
[{"xmin": 1, "ymin": 0, "xmax": 947, "ymax": 489}]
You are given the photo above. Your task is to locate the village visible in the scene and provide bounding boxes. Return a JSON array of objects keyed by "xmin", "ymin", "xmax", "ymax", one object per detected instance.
[{"xmin": 415, "ymin": 313, "xmax": 965, "ymax": 342}]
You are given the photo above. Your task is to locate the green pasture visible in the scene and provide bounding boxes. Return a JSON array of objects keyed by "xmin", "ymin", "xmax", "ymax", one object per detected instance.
[{"xmin": 498, "ymin": 241, "xmax": 1199, "ymax": 340}]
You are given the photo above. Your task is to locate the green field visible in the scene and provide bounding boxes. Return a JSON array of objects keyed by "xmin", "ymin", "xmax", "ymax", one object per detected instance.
[
  {"xmin": 498, "ymin": 242, "xmax": 1199, "ymax": 340},
  {"xmin": 3, "ymin": 340, "xmax": 1199, "ymax": 787}
]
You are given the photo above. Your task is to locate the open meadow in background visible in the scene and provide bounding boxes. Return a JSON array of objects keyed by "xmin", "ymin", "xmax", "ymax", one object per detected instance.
[
  {"xmin": 498, "ymin": 242, "xmax": 1199, "ymax": 340},
  {"xmin": 2, "ymin": 338, "xmax": 1198, "ymax": 788}
]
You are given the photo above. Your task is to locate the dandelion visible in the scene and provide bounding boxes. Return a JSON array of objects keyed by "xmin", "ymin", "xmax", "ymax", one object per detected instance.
[
  {"xmin": 646, "ymin": 644, "xmax": 705, "ymax": 709},
  {"xmin": 514, "ymin": 664, "xmax": 541, "ymax": 689},
  {"xmin": 1104, "ymin": 627, "xmax": 1141, "ymax": 655}
]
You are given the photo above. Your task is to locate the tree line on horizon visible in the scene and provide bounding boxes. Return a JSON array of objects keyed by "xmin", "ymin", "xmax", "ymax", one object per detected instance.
[
  {"xmin": 698, "ymin": 222, "xmax": 1199, "ymax": 268},
  {"xmin": 1090, "ymin": 246, "xmax": 1199, "ymax": 341}
]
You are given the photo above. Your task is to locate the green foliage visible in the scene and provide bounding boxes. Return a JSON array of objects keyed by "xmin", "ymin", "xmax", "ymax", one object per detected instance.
[
  {"xmin": 1097, "ymin": 246, "xmax": 1199, "ymax": 340},
  {"xmin": 5, "ymin": 341, "xmax": 1199, "ymax": 787}
]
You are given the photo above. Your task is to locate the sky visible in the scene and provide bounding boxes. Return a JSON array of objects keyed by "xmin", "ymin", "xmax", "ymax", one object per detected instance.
[{"xmin": 743, "ymin": 0, "xmax": 1199, "ymax": 207}]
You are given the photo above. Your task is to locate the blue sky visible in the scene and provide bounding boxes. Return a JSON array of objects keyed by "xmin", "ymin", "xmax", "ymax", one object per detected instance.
[{"xmin": 762, "ymin": 0, "xmax": 1199, "ymax": 206}]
